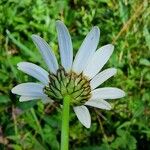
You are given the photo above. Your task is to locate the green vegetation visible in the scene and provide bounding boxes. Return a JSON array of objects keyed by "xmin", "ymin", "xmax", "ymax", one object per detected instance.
[{"xmin": 0, "ymin": 0, "xmax": 150, "ymax": 149}]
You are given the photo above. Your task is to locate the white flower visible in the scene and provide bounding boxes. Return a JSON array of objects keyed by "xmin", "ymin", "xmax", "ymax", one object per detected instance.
[{"xmin": 11, "ymin": 21, "xmax": 125, "ymax": 128}]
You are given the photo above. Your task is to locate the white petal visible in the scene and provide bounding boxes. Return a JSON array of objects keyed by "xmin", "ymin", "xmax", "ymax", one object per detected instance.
[
  {"xmin": 72, "ymin": 26, "xmax": 100, "ymax": 74},
  {"xmin": 17, "ymin": 62, "xmax": 49, "ymax": 85},
  {"xmin": 11, "ymin": 83, "xmax": 45, "ymax": 97},
  {"xmin": 56, "ymin": 21, "xmax": 73, "ymax": 72},
  {"xmin": 19, "ymin": 95, "xmax": 53, "ymax": 104},
  {"xmin": 73, "ymin": 105, "xmax": 91, "ymax": 128},
  {"xmin": 19, "ymin": 96, "xmax": 42, "ymax": 102},
  {"xmin": 85, "ymin": 99, "xmax": 111, "ymax": 110},
  {"xmin": 90, "ymin": 68, "xmax": 117, "ymax": 90},
  {"xmin": 32, "ymin": 35, "xmax": 58, "ymax": 74},
  {"xmin": 91, "ymin": 87, "xmax": 125, "ymax": 99},
  {"xmin": 42, "ymin": 97, "xmax": 53, "ymax": 104},
  {"xmin": 83, "ymin": 44, "xmax": 114, "ymax": 78}
]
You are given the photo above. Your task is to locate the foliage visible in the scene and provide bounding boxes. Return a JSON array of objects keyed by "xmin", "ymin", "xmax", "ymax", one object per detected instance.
[{"xmin": 0, "ymin": 0, "xmax": 150, "ymax": 149}]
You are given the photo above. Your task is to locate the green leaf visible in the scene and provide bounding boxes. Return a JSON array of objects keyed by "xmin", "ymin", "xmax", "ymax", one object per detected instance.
[
  {"xmin": 0, "ymin": 95, "xmax": 10, "ymax": 103},
  {"xmin": 143, "ymin": 25, "xmax": 150, "ymax": 50},
  {"xmin": 140, "ymin": 58, "xmax": 150, "ymax": 66},
  {"xmin": 111, "ymin": 129, "xmax": 137, "ymax": 150}
]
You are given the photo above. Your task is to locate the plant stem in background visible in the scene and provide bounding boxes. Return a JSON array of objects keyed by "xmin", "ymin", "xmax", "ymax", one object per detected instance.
[{"xmin": 60, "ymin": 95, "xmax": 70, "ymax": 150}]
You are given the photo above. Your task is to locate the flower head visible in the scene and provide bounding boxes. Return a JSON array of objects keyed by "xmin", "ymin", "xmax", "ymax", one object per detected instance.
[{"xmin": 12, "ymin": 21, "xmax": 125, "ymax": 128}]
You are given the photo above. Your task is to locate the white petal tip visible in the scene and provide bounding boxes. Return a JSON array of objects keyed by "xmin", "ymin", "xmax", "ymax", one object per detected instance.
[
  {"xmin": 92, "ymin": 26, "xmax": 100, "ymax": 38},
  {"xmin": 42, "ymin": 98, "xmax": 53, "ymax": 104},
  {"xmin": 93, "ymin": 26, "xmax": 100, "ymax": 33},
  {"xmin": 109, "ymin": 44, "xmax": 114, "ymax": 48},
  {"xmin": 81, "ymin": 121, "xmax": 91, "ymax": 128},
  {"xmin": 11, "ymin": 86, "xmax": 17, "ymax": 94},
  {"xmin": 56, "ymin": 20, "xmax": 64, "ymax": 25},
  {"xmin": 107, "ymin": 106, "xmax": 112, "ymax": 110},
  {"xmin": 56, "ymin": 20, "xmax": 66, "ymax": 29},
  {"xmin": 17, "ymin": 62, "xmax": 21, "ymax": 67},
  {"xmin": 107, "ymin": 44, "xmax": 114, "ymax": 52},
  {"xmin": 85, "ymin": 124, "xmax": 91, "ymax": 128},
  {"xmin": 31, "ymin": 34, "xmax": 40, "ymax": 42},
  {"xmin": 11, "ymin": 89, "xmax": 14, "ymax": 94},
  {"xmin": 31, "ymin": 34, "xmax": 38, "ymax": 38},
  {"xmin": 19, "ymin": 98, "xmax": 27, "ymax": 102},
  {"xmin": 113, "ymin": 68, "xmax": 117, "ymax": 74},
  {"xmin": 121, "ymin": 91, "xmax": 126, "ymax": 97},
  {"xmin": 108, "ymin": 68, "xmax": 117, "ymax": 75},
  {"xmin": 104, "ymin": 105, "xmax": 112, "ymax": 110},
  {"xmin": 16, "ymin": 62, "xmax": 25, "ymax": 70},
  {"xmin": 117, "ymin": 89, "xmax": 126, "ymax": 98},
  {"xmin": 31, "ymin": 34, "xmax": 42, "ymax": 42}
]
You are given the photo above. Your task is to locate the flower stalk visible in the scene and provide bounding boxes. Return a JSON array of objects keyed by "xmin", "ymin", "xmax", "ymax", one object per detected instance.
[{"xmin": 61, "ymin": 95, "xmax": 70, "ymax": 150}]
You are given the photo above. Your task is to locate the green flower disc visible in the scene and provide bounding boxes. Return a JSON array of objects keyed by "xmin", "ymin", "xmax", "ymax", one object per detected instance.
[{"xmin": 44, "ymin": 67, "xmax": 91, "ymax": 106}]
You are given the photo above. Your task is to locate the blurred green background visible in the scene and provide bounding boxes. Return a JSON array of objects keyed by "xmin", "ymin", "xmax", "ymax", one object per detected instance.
[{"xmin": 0, "ymin": 0, "xmax": 150, "ymax": 149}]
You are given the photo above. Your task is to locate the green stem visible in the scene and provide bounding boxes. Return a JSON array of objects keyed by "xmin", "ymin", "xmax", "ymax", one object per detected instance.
[{"xmin": 61, "ymin": 95, "xmax": 70, "ymax": 150}]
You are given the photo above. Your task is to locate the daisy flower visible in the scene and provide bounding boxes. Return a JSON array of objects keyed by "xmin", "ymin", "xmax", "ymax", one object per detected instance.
[{"xmin": 11, "ymin": 21, "xmax": 125, "ymax": 128}]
